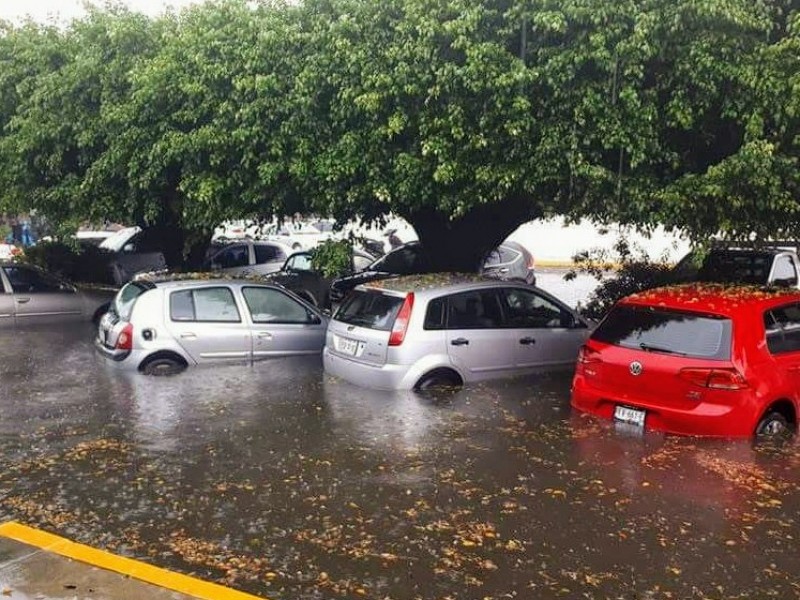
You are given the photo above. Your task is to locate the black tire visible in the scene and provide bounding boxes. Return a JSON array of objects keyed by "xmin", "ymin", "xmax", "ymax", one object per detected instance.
[
  {"xmin": 415, "ymin": 370, "xmax": 462, "ymax": 391},
  {"xmin": 755, "ymin": 411, "xmax": 794, "ymax": 439},
  {"xmin": 141, "ymin": 357, "xmax": 186, "ymax": 377}
]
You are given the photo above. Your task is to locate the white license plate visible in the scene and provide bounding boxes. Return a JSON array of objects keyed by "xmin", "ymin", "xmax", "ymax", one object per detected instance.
[
  {"xmin": 337, "ymin": 336, "xmax": 359, "ymax": 356},
  {"xmin": 614, "ymin": 405, "xmax": 646, "ymax": 428}
]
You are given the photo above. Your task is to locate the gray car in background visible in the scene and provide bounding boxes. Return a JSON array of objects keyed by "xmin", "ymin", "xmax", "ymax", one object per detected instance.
[
  {"xmin": 0, "ymin": 261, "xmax": 113, "ymax": 326},
  {"xmin": 96, "ymin": 277, "xmax": 328, "ymax": 375},
  {"xmin": 323, "ymin": 274, "xmax": 590, "ymax": 390}
]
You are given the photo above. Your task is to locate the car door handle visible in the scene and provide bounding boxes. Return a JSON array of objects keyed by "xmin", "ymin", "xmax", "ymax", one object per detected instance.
[
  {"xmin": 257, "ymin": 332, "xmax": 273, "ymax": 340},
  {"xmin": 451, "ymin": 338, "xmax": 469, "ymax": 346},
  {"xmin": 519, "ymin": 337, "xmax": 536, "ymax": 345},
  {"xmin": 15, "ymin": 297, "xmax": 30, "ymax": 304},
  {"xmin": 180, "ymin": 332, "xmax": 197, "ymax": 339}
]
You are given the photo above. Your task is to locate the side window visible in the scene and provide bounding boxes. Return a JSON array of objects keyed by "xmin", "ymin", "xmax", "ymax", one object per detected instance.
[
  {"xmin": 772, "ymin": 256, "xmax": 798, "ymax": 288},
  {"xmin": 170, "ymin": 287, "xmax": 241, "ymax": 322},
  {"xmin": 502, "ymin": 288, "xmax": 572, "ymax": 328},
  {"xmin": 215, "ymin": 245, "xmax": 249, "ymax": 269},
  {"xmin": 242, "ymin": 287, "xmax": 312, "ymax": 323},
  {"xmin": 255, "ymin": 244, "xmax": 283, "ymax": 264},
  {"xmin": 765, "ymin": 303, "xmax": 800, "ymax": 354},
  {"xmin": 424, "ymin": 297, "xmax": 446, "ymax": 330},
  {"xmin": 446, "ymin": 290, "xmax": 503, "ymax": 329},
  {"xmin": 352, "ymin": 254, "xmax": 373, "ymax": 272},
  {"xmin": 286, "ymin": 253, "xmax": 312, "ymax": 271},
  {"xmin": 2, "ymin": 266, "xmax": 62, "ymax": 293}
]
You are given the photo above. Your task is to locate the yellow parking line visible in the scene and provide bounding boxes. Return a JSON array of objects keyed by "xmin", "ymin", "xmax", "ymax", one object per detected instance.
[{"xmin": 0, "ymin": 521, "xmax": 267, "ymax": 600}]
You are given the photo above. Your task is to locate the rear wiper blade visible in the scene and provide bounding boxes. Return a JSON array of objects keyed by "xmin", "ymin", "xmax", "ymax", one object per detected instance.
[{"xmin": 639, "ymin": 342, "xmax": 686, "ymax": 356}]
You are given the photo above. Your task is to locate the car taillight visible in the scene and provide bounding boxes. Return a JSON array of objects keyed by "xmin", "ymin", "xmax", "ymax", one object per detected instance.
[
  {"xmin": 116, "ymin": 323, "xmax": 133, "ymax": 351},
  {"xmin": 679, "ymin": 368, "xmax": 748, "ymax": 390},
  {"xmin": 577, "ymin": 345, "xmax": 601, "ymax": 364},
  {"xmin": 388, "ymin": 293, "xmax": 414, "ymax": 347}
]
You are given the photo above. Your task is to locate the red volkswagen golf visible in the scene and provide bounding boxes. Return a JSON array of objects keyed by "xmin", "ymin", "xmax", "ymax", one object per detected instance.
[{"xmin": 571, "ymin": 284, "xmax": 800, "ymax": 438}]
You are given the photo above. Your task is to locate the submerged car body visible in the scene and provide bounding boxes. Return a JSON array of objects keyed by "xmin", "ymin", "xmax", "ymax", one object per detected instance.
[
  {"xmin": 324, "ymin": 274, "xmax": 589, "ymax": 390},
  {"xmin": 0, "ymin": 261, "xmax": 112, "ymax": 326},
  {"xmin": 96, "ymin": 278, "xmax": 328, "ymax": 374},
  {"xmin": 571, "ymin": 284, "xmax": 800, "ymax": 438}
]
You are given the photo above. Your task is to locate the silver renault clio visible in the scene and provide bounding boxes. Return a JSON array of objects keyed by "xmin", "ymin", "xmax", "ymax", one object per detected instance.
[
  {"xmin": 97, "ymin": 277, "xmax": 328, "ymax": 375},
  {"xmin": 323, "ymin": 274, "xmax": 591, "ymax": 390}
]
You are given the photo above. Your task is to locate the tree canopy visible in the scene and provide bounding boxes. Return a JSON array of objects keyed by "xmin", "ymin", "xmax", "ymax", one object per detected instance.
[{"xmin": 0, "ymin": 0, "xmax": 797, "ymax": 269}]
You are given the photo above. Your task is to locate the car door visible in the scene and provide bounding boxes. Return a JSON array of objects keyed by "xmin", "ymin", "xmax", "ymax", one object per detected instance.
[
  {"xmin": 0, "ymin": 269, "xmax": 15, "ymax": 327},
  {"xmin": 444, "ymin": 289, "xmax": 517, "ymax": 379},
  {"xmin": 165, "ymin": 286, "xmax": 252, "ymax": 363},
  {"xmin": 1, "ymin": 265, "xmax": 84, "ymax": 325},
  {"xmin": 764, "ymin": 303, "xmax": 800, "ymax": 394},
  {"xmin": 240, "ymin": 286, "xmax": 327, "ymax": 358},
  {"xmin": 499, "ymin": 287, "xmax": 590, "ymax": 369}
]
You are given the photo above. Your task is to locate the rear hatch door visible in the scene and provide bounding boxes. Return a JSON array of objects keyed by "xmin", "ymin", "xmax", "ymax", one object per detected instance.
[{"xmin": 326, "ymin": 289, "xmax": 405, "ymax": 366}]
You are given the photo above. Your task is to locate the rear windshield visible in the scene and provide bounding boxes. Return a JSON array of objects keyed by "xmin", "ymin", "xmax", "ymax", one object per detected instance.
[
  {"xmin": 592, "ymin": 305, "xmax": 732, "ymax": 360},
  {"xmin": 114, "ymin": 281, "xmax": 153, "ymax": 320},
  {"xmin": 335, "ymin": 290, "xmax": 404, "ymax": 331}
]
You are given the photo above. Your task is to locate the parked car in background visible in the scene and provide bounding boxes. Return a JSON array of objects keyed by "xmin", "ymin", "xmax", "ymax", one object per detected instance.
[
  {"xmin": 96, "ymin": 277, "xmax": 328, "ymax": 375},
  {"xmin": 263, "ymin": 248, "xmax": 377, "ymax": 309},
  {"xmin": 203, "ymin": 240, "xmax": 294, "ymax": 277},
  {"xmin": 97, "ymin": 226, "xmax": 168, "ymax": 285},
  {"xmin": 263, "ymin": 219, "xmax": 337, "ymax": 250},
  {"xmin": 672, "ymin": 243, "xmax": 800, "ymax": 289},
  {"xmin": 329, "ymin": 240, "xmax": 537, "ymax": 305},
  {"xmin": 482, "ymin": 240, "xmax": 536, "ymax": 285},
  {"xmin": 571, "ymin": 284, "xmax": 800, "ymax": 439},
  {"xmin": 0, "ymin": 261, "xmax": 113, "ymax": 326},
  {"xmin": 324, "ymin": 274, "xmax": 590, "ymax": 390}
]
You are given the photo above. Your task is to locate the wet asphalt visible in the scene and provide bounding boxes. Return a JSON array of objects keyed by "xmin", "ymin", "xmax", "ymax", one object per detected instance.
[{"xmin": 1, "ymin": 272, "xmax": 799, "ymax": 599}]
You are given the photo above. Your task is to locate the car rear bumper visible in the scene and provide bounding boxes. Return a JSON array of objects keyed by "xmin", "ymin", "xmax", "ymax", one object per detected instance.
[
  {"xmin": 94, "ymin": 336, "xmax": 133, "ymax": 365},
  {"xmin": 570, "ymin": 373, "xmax": 758, "ymax": 438},
  {"xmin": 323, "ymin": 346, "xmax": 413, "ymax": 390}
]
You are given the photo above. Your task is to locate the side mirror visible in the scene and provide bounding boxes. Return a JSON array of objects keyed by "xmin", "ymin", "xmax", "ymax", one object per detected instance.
[{"xmin": 307, "ymin": 311, "xmax": 322, "ymax": 325}]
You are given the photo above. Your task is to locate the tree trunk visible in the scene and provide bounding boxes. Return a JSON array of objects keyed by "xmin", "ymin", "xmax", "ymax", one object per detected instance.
[{"xmin": 405, "ymin": 196, "xmax": 541, "ymax": 273}]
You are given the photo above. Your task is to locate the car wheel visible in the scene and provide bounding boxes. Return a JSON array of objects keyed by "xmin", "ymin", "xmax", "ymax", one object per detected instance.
[
  {"xmin": 415, "ymin": 369, "xmax": 462, "ymax": 391},
  {"xmin": 141, "ymin": 357, "xmax": 186, "ymax": 377},
  {"xmin": 755, "ymin": 411, "xmax": 794, "ymax": 439}
]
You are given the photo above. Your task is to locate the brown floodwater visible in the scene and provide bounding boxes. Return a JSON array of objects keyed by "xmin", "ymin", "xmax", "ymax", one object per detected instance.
[{"xmin": 1, "ymin": 306, "xmax": 799, "ymax": 599}]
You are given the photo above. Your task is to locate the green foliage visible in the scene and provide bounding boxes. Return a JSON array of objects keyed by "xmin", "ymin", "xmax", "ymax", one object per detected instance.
[
  {"xmin": 310, "ymin": 239, "xmax": 353, "ymax": 278},
  {"xmin": 0, "ymin": 0, "xmax": 797, "ymax": 266},
  {"xmin": 567, "ymin": 238, "xmax": 675, "ymax": 321}
]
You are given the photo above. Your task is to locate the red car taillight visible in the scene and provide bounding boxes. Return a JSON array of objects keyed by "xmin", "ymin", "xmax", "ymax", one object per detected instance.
[
  {"xmin": 388, "ymin": 293, "xmax": 414, "ymax": 347},
  {"xmin": 679, "ymin": 368, "xmax": 748, "ymax": 390},
  {"xmin": 116, "ymin": 323, "xmax": 133, "ymax": 351},
  {"xmin": 577, "ymin": 345, "xmax": 601, "ymax": 364}
]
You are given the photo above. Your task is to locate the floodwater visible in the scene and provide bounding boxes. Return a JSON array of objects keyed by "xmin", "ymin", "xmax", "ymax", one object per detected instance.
[{"xmin": 1, "ymin": 273, "xmax": 799, "ymax": 599}]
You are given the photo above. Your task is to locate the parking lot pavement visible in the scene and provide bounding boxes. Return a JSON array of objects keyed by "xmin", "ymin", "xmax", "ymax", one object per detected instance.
[{"xmin": 0, "ymin": 522, "xmax": 264, "ymax": 600}]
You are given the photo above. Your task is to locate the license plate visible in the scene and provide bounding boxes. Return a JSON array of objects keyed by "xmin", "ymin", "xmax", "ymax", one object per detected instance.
[
  {"xmin": 614, "ymin": 405, "xmax": 646, "ymax": 428},
  {"xmin": 337, "ymin": 336, "xmax": 359, "ymax": 356}
]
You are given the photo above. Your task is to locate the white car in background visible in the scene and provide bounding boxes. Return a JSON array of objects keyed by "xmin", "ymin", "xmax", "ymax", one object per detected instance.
[{"xmin": 203, "ymin": 240, "xmax": 295, "ymax": 277}]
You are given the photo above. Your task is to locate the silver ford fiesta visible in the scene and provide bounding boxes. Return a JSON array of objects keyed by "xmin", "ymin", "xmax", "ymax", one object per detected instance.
[{"xmin": 323, "ymin": 274, "xmax": 592, "ymax": 391}]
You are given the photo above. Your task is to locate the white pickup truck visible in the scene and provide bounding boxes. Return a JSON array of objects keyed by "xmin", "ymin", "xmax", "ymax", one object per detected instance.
[{"xmin": 673, "ymin": 243, "xmax": 800, "ymax": 289}]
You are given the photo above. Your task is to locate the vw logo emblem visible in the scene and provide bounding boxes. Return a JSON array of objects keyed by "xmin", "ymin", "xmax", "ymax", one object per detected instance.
[{"xmin": 629, "ymin": 361, "xmax": 643, "ymax": 376}]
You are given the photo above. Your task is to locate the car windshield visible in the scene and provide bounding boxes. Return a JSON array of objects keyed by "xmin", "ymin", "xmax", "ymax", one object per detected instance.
[
  {"xmin": 334, "ymin": 290, "xmax": 404, "ymax": 331},
  {"xmin": 99, "ymin": 226, "xmax": 140, "ymax": 252},
  {"xmin": 592, "ymin": 305, "xmax": 732, "ymax": 360},
  {"xmin": 369, "ymin": 244, "xmax": 428, "ymax": 274},
  {"xmin": 114, "ymin": 281, "xmax": 152, "ymax": 320}
]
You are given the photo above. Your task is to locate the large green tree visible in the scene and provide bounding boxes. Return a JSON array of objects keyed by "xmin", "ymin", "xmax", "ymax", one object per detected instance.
[{"xmin": 0, "ymin": 0, "xmax": 797, "ymax": 270}]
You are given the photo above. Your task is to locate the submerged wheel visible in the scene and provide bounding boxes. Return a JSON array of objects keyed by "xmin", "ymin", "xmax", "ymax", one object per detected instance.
[
  {"xmin": 415, "ymin": 369, "xmax": 462, "ymax": 391},
  {"xmin": 141, "ymin": 356, "xmax": 186, "ymax": 377},
  {"xmin": 755, "ymin": 411, "xmax": 793, "ymax": 440}
]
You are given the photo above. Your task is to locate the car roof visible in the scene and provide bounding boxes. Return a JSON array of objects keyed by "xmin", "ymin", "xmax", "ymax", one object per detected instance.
[
  {"xmin": 621, "ymin": 284, "xmax": 800, "ymax": 317},
  {"xmin": 358, "ymin": 273, "xmax": 520, "ymax": 295},
  {"xmin": 132, "ymin": 272, "xmax": 281, "ymax": 290}
]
